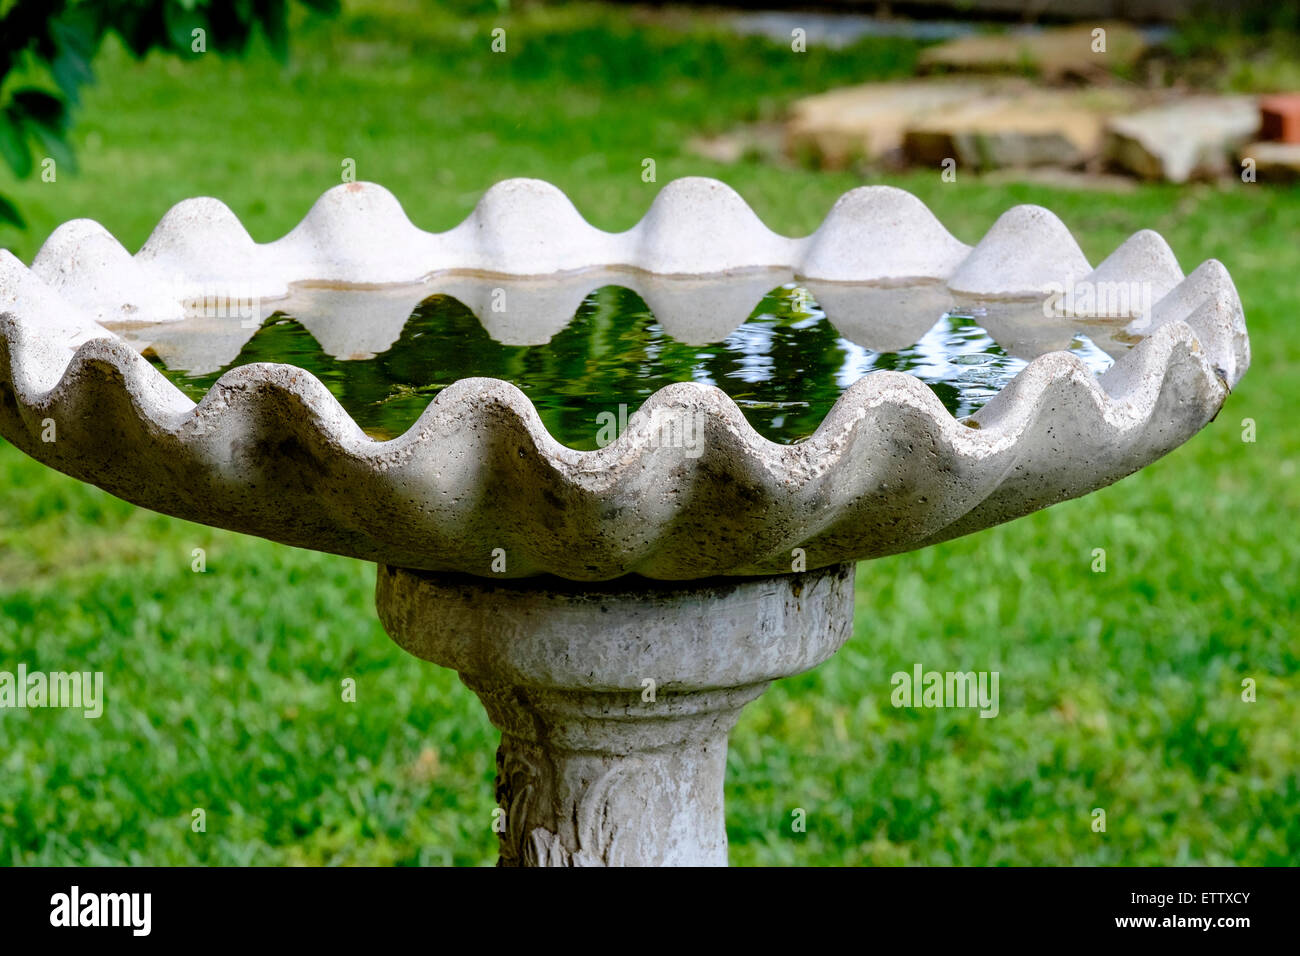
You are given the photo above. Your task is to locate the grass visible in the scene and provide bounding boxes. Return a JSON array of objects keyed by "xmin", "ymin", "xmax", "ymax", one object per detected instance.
[{"xmin": 1, "ymin": 1, "xmax": 1297, "ymax": 866}]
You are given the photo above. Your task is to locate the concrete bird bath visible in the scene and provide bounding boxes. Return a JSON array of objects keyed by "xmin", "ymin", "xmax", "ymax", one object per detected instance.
[{"xmin": 0, "ymin": 178, "xmax": 1248, "ymax": 866}]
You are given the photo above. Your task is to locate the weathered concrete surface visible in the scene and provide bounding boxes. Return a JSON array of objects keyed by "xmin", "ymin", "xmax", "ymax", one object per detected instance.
[
  {"xmin": 1104, "ymin": 97, "xmax": 1260, "ymax": 182},
  {"xmin": 376, "ymin": 562, "xmax": 855, "ymax": 866},
  {"xmin": 0, "ymin": 180, "xmax": 1248, "ymax": 580}
]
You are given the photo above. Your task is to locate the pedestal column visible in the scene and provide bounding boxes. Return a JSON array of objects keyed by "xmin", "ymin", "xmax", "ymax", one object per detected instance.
[{"xmin": 376, "ymin": 563, "xmax": 855, "ymax": 867}]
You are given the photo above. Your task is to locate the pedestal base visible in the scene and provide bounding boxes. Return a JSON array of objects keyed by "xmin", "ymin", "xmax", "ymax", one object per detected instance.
[{"xmin": 376, "ymin": 564, "xmax": 855, "ymax": 867}]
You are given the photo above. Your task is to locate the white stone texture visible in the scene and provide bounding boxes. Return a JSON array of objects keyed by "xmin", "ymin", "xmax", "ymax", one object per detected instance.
[{"xmin": 0, "ymin": 179, "xmax": 1248, "ymax": 580}]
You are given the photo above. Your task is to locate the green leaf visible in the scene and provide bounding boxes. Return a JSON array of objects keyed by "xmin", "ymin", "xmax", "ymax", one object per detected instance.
[
  {"xmin": 0, "ymin": 193, "xmax": 25, "ymax": 230},
  {"xmin": 11, "ymin": 89, "xmax": 68, "ymax": 132},
  {"xmin": 258, "ymin": 0, "xmax": 291, "ymax": 61},
  {"xmin": 114, "ymin": 7, "xmax": 165, "ymax": 58},
  {"xmin": 27, "ymin": 123, "xmax": 76, "ymax": 174},
  {"xmin": 50, "ymin": 47, "xmax": 95, "ymax": 105},
  {"xmin": 49, "ymin": 16, "xmax": 99, "ymax": 104},
  {"xmin": 163, "ymin": 3, "xmax": 209, "ymax": 56},
  {"xmin": 0, "ymin": 115, "xmax": 33, "ymax": 179}
]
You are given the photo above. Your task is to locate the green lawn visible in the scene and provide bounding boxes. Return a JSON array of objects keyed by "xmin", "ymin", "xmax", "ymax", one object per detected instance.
[{"xmin": 1, "ymin": 1, "xmax": 1296, "ymax": 866}]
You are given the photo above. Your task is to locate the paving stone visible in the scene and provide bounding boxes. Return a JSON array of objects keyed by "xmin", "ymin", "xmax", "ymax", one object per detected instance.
[
  {"xmin": 919, "ymin": 22, "xmax": 1148, "ymax": 82},
  {"xmin": 904, "ymin": 89, "xmax": 1140, "ymax": 170},
  {"xmin": 1240, "ymin": 140, "xmax": 1300, "ymax": 183},
  {"xmin": 1104, "ymin": 96, "xmax": 1260, "ymax": 183},
  {"xmin": 687, "ymin": 123, "xmax": 785, "ymax": 165},
  {"xmin": 785, "ymin": 78, "xmax": 1026, "ymax": 168}
]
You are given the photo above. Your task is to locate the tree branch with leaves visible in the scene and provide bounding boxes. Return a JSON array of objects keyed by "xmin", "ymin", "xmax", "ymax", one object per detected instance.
[{"xmin": 0, "ymin": 0, "xmax": 339, "ymax": 229}]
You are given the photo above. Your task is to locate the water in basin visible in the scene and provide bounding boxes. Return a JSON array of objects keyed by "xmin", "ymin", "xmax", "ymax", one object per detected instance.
[{"xmin": 128, "ymin": 277, "xmax": 1135, "ymax": 447}]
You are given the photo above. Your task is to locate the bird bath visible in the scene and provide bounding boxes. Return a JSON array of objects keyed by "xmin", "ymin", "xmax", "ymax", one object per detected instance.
[{"xmin": 0, "ymin": 179, "xmax": 1249, "ymax": 866}]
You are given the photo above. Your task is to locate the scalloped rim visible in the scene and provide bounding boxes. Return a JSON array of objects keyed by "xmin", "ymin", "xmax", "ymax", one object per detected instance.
[{"xmin": 0, "ymin": 179, "xmax": 1250, "ymax": 579}]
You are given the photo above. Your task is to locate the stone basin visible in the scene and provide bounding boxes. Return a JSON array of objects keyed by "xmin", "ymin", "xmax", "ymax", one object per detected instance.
[
  {"xmin": 0, "ymin": 178, "xmax": 1250, "ymax": 866},
  {"xmin": 0, "ymin": 178, "xmax": 1247, "ymax": 581}
]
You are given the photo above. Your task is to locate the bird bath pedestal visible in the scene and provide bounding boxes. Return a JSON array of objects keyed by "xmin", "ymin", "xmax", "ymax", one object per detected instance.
[
  {"xmin": 0, "ymin": 179, "xmax": 1248, "ymax": 866},
  {"xmin": 378, "ymin": 564, "xmax": 852, "ymax": 866}
]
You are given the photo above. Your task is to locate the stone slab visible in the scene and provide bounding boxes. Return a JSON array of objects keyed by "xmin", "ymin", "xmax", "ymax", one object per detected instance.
[
  {"xmin": 1104, "ymin": 96, "xmax": 1260, "ymax": 183},
  {"xmin": 904, "ymin": 89, "xmax": 1141, "ymax": 170},
  {"xmin": 1240, "ymin": 140, "xmax": 1300, "ymax": 183},
  {"xmin": 785, "ymin": 77, "xmax": 1028, "ymax": 168},
  {"xmin": 919, "ymin": 22, "xmax": 1148, "ymax": 81}
]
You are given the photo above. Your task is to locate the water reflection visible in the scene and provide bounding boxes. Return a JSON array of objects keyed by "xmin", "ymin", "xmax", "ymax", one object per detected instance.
[{"xmin": 132, "ymin": 280, "xmax": 1131, "ymax": 446}]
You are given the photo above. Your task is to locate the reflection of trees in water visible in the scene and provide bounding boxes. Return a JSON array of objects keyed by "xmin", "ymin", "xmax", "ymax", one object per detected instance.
[{"xmin": 165, "ymin": 286, "xmax": 1010, "ymax": 446}]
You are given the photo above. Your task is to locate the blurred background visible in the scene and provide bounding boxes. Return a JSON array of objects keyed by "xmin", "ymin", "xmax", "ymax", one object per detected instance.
[{"xmin": 0, "ymin": 0, "xmax": 1296, "ymax": 865}]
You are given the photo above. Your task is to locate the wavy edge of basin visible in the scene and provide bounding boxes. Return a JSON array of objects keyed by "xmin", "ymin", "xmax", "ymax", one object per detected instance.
[{"xmin": 0, "ymin": 179, "xmax": 1249, "ymax": 579}]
